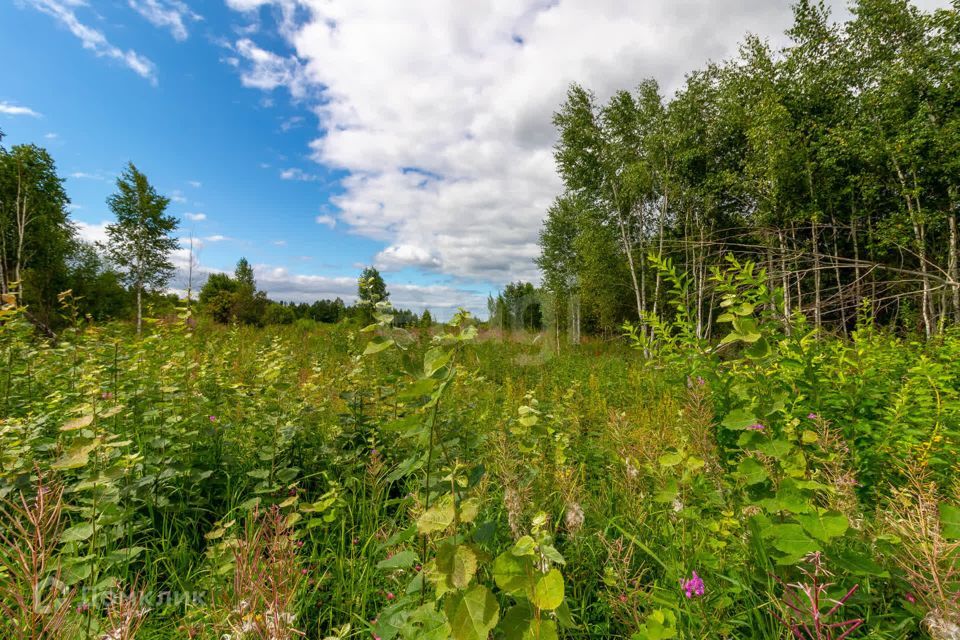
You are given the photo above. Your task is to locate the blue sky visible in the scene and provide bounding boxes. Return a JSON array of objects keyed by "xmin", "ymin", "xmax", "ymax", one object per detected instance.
[
  {"xmin": 1, "ymin": 0, "xmax": 498, "ymax": 316},
  {"xmin": 3, "ymin": 0, "xmax": 947, "ymax": 317}
]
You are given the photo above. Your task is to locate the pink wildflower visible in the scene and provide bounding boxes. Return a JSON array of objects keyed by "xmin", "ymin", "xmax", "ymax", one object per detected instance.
[{"xmin": 682, "ymin": 571, "xmax": 705, "ymax": 598}]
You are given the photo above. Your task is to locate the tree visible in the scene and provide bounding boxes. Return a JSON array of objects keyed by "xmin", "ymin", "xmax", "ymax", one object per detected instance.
[
  {"xmin": 103, "ymin": 163, "xmax": 179, "ymax": 335},
  {"xmin": 420, "ymin": 309, "xmax": 434, "ymax": 328},
  {"xmin": 357, "ymin": 266, "xmax": 388, "ymax": 324},
  {"xmin": 0, "ymin": 144, "xmax": 72, "ymax": 322}
]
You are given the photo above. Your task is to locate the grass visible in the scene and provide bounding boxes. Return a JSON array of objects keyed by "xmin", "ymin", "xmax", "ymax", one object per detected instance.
[{"xmin": 1, "ymin": 305, "xmax": 959, "ymax": 639}]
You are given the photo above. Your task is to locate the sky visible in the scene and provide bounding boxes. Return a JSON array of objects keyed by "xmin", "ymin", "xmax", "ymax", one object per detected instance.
[{"xmin": 0, "ymin": 0, "xmax": 949, "ymax": 318}]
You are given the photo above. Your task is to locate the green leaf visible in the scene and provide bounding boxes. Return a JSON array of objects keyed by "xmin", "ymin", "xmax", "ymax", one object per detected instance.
[
  {"xmin": 445, "ymin": 584, "xmax": 499, "ymax": 640},
  {"xmin": 722, "ymin": 408, "xmax": 757, "ymax": 430},
  {"xmin": 363, "ymin": 337, "xmax": 395, "ymax": 355},
  {"xmin": 768, "ymin": 523, "xmax": 820, "ymax": 556},
  {"xmin": 51, "ymin": 441, "xmax": 98, "ymax": 470},
  {"xmin": 378, "ymin": 550, "xmax": 418, "ymax": 570},
  {"xmin": 402, "ymin": 603, "xmax": 451, "ymax": 640},
  {"xmin": 493, "ymin": 551, "xmax": 532, "ymax": 597},
  {"xmin": 658, "ymin": 452, "xmax": 683, "ymax": 467},
  {"xmin": 532, "ymin": 568, "xmax": 564, "ymax": 611},
  {"xmin": 797, "ymin": 511, "xmax": 849, "ymax": 543},
  {"xmin": 417, "ymin": 496, "xmax": 455, "ymax": 534},
  {"xmin": 437, "ymin": 542, "xmax": 478, "ymax": 590},
  {"xmin": 941, "ymin": 503, "xmax": 960, "ymax": 539},
  {"xmin": 61, "ymin": 522, "xmax": 95, "ymax": 543},
  {"xmin": 757, "ymin": 438, "xmax": 792, "ymax": 460},
  {"xmin": 424, "ymin": 347, "xmax": 453, "ymax": 378},
  {"xmin": 737, "ymin": 457, "xmax": 768, "ymax": 485},
  {"xmin": 511, "ymin": 535, "xmax": 536, "ymax": 556}
]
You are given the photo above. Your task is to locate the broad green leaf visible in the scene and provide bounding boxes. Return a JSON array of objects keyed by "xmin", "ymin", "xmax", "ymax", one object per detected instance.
[
  {"xmin": 378, "ymin": 550, "xmax": 418, "ymax": 570},
  {"xmin": 445, "ymin": 584, "xmax": 499, "ymax": 640},
  {"xmin": 437, "ymin": 542, "xmax": 478, "ymax": 590},
  {"xmin": 768, "ymin": 523, "xmax": 819, "ymax": 556},
  {"xmin": 797, "ymin": 511, "xmax": 849, "ymax": 543},
  {"xmin": 417, "ymin": 496, "xmax": 455, "ymax": 534},
  {"xmin": 532, "ymin": 568, "xmax": 564, "ymax": 611},
  {"xmin": 363, "ymin": 338, "xmax": 395, "ymax": 355},
  {"xmin": 737, "ymin": 457, "xmax": 768, "ymax": 485},
  {"xmin": 61, "ymin": 522, "xmax": 95, "ymax": 543},
  {"xmin": 721, "ymin": 408, "xmax": 757, "ymax": 430},
  {"xmin": 493, "ymin": 550, "xmax": 532, "ymax": 597},
  {"xmin": 62, "ymin": 415, "xmax": 93, "ymax": 431},
  {"xmin": 511, "ymin": 535, "xmax": 536, "ymax": 556}
]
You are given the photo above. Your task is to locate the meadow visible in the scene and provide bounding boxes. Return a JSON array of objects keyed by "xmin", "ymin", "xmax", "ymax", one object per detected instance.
[{"xmin": 1, "ymin": 266, "xmax": 960, "ymax": 640}]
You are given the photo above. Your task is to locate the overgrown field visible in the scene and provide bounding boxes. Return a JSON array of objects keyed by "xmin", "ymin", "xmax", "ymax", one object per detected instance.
[{"xmin": 2, "ymin": 277, "xmax": 960, "ymax": 639}]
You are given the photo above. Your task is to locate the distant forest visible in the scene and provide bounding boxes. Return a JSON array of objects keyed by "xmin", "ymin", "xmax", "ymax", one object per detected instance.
[{"xmin": 538, "ymin": 0, "xmax": 960, "ymax": 339}]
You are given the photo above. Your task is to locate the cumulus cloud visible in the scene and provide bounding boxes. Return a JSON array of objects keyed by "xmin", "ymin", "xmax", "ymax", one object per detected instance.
[
  {"xmin": 187, "ymin": 180, "xmax": 202, "ymax": 188},
  {"xmin": 223, "ymin": 0, "xmax": 947, "ymax": 286},
  {"xmin": 204, "ymin": 234, "xmax": 229, "ymax": 242},
  {"xmin": 128, "ymin": 0, "xmax": 201, "ymax": 41},
  {"xmin": 184, "ymin": 212, "xmax": 207, "ymax": 221},
  {"xmin": 170, "ymin": 189, "xmax": 187, "ymax": 203},
  {"xmin": 0, "ymin": 102, "xmax": 41, "ymax": 117},
  {"xmin": 24, "ymin": 0, "xmax": 157, "ymax": 84}
]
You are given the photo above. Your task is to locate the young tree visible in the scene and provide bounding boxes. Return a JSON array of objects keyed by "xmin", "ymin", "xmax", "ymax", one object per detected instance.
[
  {"xmin": 103, "ymin": 162, "xmax": 179, "ymax": 335},
  {"xmin": 357, "ymin": 266, "xmax": 388, "ymax": 324}
]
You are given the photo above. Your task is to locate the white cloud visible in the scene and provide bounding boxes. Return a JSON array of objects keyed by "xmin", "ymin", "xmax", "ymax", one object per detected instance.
[
  {"xmin": 375, "ymin": 244, "xmax": 441, "ymax": 272},
  {"xmin": 224, "ymin": 0, "xmax": 948, "ymax": 285},
  {"xmin": 184, "ymin": 212, "xmax": 207, "ymax": 221},
  {"xmin": 315, "ymin": 214, "xmax": 336, "ymax": 229},
  {"xmin": 204, "ymin": 234, "xmax": 229, "ymax": 242},
  {"xmin": 75, "ymin": 220, "xmax": 110, "ymax": 244},
  {"xmin": 233, "ymin": 37, "xmax": 309, "ymax": 98},
  {"xmin": 272, "ymin": 239, "xmax": 287, "ymax": 246},
  {"xmin": 187, "ymin": 180, "xmax": 202, "ymax": 188},
  {"xmin": 70, "ymin": 171, "xmax": 106, "ymax": 180},
  {"xmin": 280, "ymin": 167, "xmax": 317, "ymax": 181},
  {"xmin": 44, "ymin": 132, "xmax": 58, "ymax": 139},
  {"xmin": 170, "ymin": 189, "xmax": 187, "ymax": 203},
  {"xmin": 0, "ymin": 101, "xmax": 41, "ymax": 117},
  {"xmin": 128, "ymin": 0, "xmax": 201, "ymax": 41},
  {"xmin": 24, "ymin": 0, "xmax": 157, "ymax": 84}
]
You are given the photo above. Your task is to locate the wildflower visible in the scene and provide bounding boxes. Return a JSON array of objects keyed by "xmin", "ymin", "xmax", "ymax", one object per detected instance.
[
  {"xmin": 681, "ymin": 571, "xmax": 705, "ymax": 598},
  {"xmin": 352, "ymin": 537, "xmax": 360, "ymax": 546},
  {"xmin": 414, "ymin": 564, "xmax": 422, "ymax": 572},
  {"xmin": 101, "ymin": 391, "xmax": 114, "ymax": 400},
  {"xmin": 385, "ymin": 592, "xmax": 395, "ymax": 601},
  {"xmin": 618, "ymin": 594, "xmax": 628, "ymax": 603},
  {"xmin": 371, "ymin": 448, "xmax": 379, "ymax": 457},
  {"xmin": 747, "ymin": 423, "xmax": 765, "ymax": 431},
  {"xmin": 807, "ymin": 413, "xmax": 818, "ymax": 420},
  {"xmin": 905, "ymin": 592, "xmax": 916, "ymax": 604},
  {"xmin": 300, "ymin": 568, "xmax": 308, "ymax": 575},
  {"xmin": 696, "ymin": 376, "xmax": 705, "ymax": 386},
  {"xmin": 209, "ymin": 415, "xmax": 217, "ymax": 422}
]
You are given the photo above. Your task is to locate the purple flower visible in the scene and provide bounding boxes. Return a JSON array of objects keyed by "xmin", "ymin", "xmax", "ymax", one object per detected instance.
[
  {"xmin": 208, "ymin": 415, "xmax": 217, "ymax": 422},
  {"xmin": 807, "ymin": 412, "xmax": 818, "ymax": 420},
  {"xmin": 682, "ymin": 571, "xmax": 705, "ymax": 598},
  {"xmin": 696, "ymin": 376, "xmax": 705, "ymax": 386},
  {"xmin": 371, "ymin": 449, "xmax": 379, "ymax": 457},
  {"xmin": 747, "ymin": 423, "xmax": 765, "ymax": 431}
]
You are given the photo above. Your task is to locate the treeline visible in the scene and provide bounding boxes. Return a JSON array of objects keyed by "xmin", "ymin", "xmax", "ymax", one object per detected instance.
[
  {"xmin": 198, "ymin": 261, "xmax": 434, "ymax": 328},
  {"xmin": 0, "ymin": 130, "xmax": 435, "ymax": 333},
  {"xmin": 538, "ymin": 0, "xmax": 960, "ymax": 339}
]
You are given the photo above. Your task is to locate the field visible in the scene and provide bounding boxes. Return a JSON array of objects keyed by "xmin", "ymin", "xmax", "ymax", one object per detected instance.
[{"xmin": 2, "ymin": 283, "xmax": 960, "ymax": 640}]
